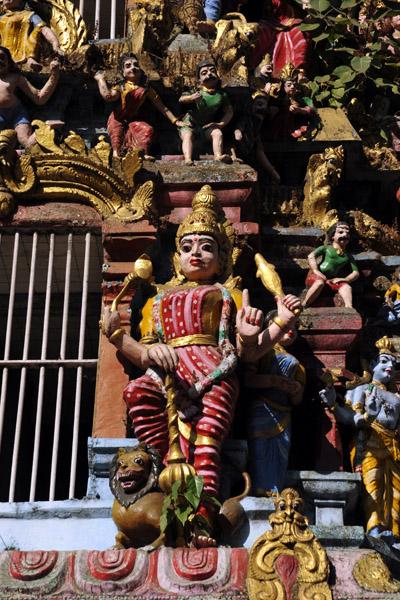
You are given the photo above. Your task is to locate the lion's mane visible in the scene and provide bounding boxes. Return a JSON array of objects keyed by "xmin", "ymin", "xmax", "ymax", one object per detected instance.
[{"xmin": 109, "ymin": 442, "xmax": 163, "ymax": 509}]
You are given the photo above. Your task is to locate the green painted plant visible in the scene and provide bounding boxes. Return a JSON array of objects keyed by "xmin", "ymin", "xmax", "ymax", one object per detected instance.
[
  {"xmin": 297, "ymin": 0, "xmax": 400, "ymax": 107},
  {"xmin": 160, "ymin": 475, "xmax": 221, "ymax": 544}
]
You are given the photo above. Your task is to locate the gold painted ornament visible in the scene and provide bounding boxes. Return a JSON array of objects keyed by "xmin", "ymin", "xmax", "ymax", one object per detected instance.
[{"xmin": 247, "ymin": 488, "xmax": 332, "ymax": 600}]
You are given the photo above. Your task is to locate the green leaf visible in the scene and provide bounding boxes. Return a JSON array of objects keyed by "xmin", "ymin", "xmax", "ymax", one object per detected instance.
[
  {"xmin": 328, "ymin": 98, "xmax": 342, "ymax": 107},
  {"xmin": 175, "ymin": 503, "xmax": 194, "ymax": 526},
  {"xmin": 160, "ymin": 507, "xmax": 175, "ymax": 533},
  {"xmin": 313, "ymin": 32, "xmax": 330, "ymax": 42},
  {"xmin": 184, "ymin": 489, "xmax": 201, "ymax": 511},
  {"xmin": 187, "ymin": 475, "xmax": 204, "ymax": 500},
  {"xmin": 351, "ymin": 55, "xmax": 372, "ymax": 73},
  {"xmin": 316, "ymin": 90, "xmax": 331, "ymax": 101},
  {"xmin": 332, "ymin": 87, "xmax": 346, "ymax": 99},
  {"xmin": 334, "ymin": 46, "xmax": 356, "ymax": 55},
  {"xmin": 202, "ymin": 492, "xmax": 222, "ymax": 506},
  {"xmin": 314, "ymin": 74, "xmax": 331, "ymax": 82},
  {"xmin": 171, "ymin": 479, "xmax": 182, "ymax": 502},
  {"xmin": 341, "ymin": 0, "xmax": 359, "ymax": 7},
  {"xmin": 299, "ymin": 22, "xmax": 321, "ymax": 31},
  {"xmin": 374, "ymin": 77, "xmax": 391, "ymax": 87},
  {"xmin": 380, "ymin": 128, "xmax": 388, "ymax": 142},
  {"xmin": 309, "ymin": 0, "xmax": 330, "ymax": 10},
  {"xmin": 332, "ymin": 65, "xmax": 357, "ymax": 83}
]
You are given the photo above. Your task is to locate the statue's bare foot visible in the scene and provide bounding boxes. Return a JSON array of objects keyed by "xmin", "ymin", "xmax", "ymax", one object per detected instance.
[
  {"xmin": 215, "ymin": 154, "xmax": 231, "ymax": 164},
  {"xmin": 27, "ymin": 57, "xmax": 42, "ymax": 72},
  {"xmin": 144, "ymin": 154, "xmax": 156, "ymax": 161},
  {"xmin": 184, "ymin": 158, "xmax": 194, "ymax": 166},
  {"xmin": 190, "ymin": 535, "xmax": 217, "ymax": 548},
  {"xmin": 233, "ymin": 157, "xmax": 244, "ymax": 163},
  {"xmin": 196, "ymin": 20, "xmax": 216, "ymax": 34}
]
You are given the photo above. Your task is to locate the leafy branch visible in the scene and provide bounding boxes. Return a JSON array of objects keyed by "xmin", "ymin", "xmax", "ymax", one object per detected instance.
[
  {"xmin": 160, "ymin": 475, "xmax": 221, "ymax": 545},
  {"xmin": 297, "ymin": 0, "xmax": 400, "ymax": 107}
]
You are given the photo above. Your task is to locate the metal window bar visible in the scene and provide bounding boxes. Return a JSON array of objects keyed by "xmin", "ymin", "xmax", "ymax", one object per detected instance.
[
  {"xmin": 0, "ymin": 232, "xmax": 100, "ymax": 503},
  {"xmin": 29, "ymin": 233, "xmax": 55, "ymax": 502},
  {"xmin": 8, "ymin": 232, "xmax": 38, "ymax": 502},
  {"xmin": 69, "ymin": 232, "xmax": 91, "ymax": 498},
  {"xmin": 73, "ymin": 0, "xmax": 124, "ymax": 40},
  {"xmin": 0, "ymin": 232, "xmax": 19, "ymax": 452},
  {"xmin": 49, "ymin": 233, "xmax": 73, "ymax": 501}
]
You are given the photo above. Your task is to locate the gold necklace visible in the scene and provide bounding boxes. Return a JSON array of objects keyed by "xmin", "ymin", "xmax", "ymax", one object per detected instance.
[{"xmin": 372, "ymin": 380, "xmax": 387, "ymax": 391}]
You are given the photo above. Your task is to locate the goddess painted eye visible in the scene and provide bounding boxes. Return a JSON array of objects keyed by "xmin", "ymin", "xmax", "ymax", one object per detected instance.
[
  {"xmin": 181, "ymin": 244, "xmax": 192, "ymax": 253},
  {"xmin": 202, "ymin": 244, "xmax": 213, "ymax": 253}
]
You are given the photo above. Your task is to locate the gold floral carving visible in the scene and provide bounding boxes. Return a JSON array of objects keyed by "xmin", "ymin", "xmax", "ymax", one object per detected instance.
[
  {"xmin": 302, "ymin": 146, "xmax": 344, "ymax": 226},
  {"xmin": 247, "ymin": 488, "xmax": 332, "ymax": 600},
  {"xmin": 0, "ymin": 122, "xmax": 157, "ymax": 223},
  {"xmin": 353, "ymin": 552, "xmax": 400, "ymax": 593}
]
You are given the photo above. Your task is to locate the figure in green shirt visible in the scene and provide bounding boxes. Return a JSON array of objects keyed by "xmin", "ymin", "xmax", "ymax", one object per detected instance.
[
  {"xmin": 179, "ymin": 59, "xmax": 233, "ymax": 165},
  {"xmin": 303, "ymin": 221, "xmax": 359, "ymax": 308}
]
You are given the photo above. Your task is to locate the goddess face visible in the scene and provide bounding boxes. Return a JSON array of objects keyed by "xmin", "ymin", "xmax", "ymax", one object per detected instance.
[
  {"xmin": 372, "ymin": 353, "xmax": 396, "ymax": 385},
  {"xmin": 122, "ymin": 57, "xmax": 142, "ymax": 84},
  {"xmin": 179, "ymin": 234, "xmax": 220, "ymax": 281}
]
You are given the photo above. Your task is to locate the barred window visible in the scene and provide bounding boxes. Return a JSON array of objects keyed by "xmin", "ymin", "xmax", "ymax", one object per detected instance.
[{"xmin": 0, "ymin": 231, "xmax": 102, "ymax": 502}]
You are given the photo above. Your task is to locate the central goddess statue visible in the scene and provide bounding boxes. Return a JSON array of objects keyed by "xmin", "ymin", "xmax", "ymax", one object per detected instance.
[{"xmin": 104, "ymin": 185, "xmax": 300, "ymax": 543}]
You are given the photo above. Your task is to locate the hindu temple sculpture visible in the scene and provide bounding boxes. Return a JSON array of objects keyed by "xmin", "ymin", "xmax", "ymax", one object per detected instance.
[
  {"xmin": 102, "ymin": 185, "xmax": 301, "ymax": 545},
  {"xmin": 179, "ymin": 60, "xmax": 233, "ymax": 165},
  {"xmin": 95, "ymin": 52, "xmax": 185, "ymax": 160},
  {"xmin": 230, "ymin": 91, "xmax": 280, "ymax": 183},
  {"xmin": 320, "ymin": 336, "xmax": 400, "ymax": 540},
  {"xmin": 0, "ymin": 46, "xmax": 59, "ymax": 148},
  {"xmin": 375, "ymin": 267, "xmax": 400, "ymax": 326},
  {"xmin": 0, "ymin": 0, "xmax": 65, "ymax": 71},
  {"xmin": 303, "ymin": 221, "xmax": 360, "ymax": 308},
  {"xmin": 263, "ymin": 64, "xmax": 315, "ymax": 142},
  {"xmin": 244, "ymin": 309, "xmax": 305, "ymax": 496}
]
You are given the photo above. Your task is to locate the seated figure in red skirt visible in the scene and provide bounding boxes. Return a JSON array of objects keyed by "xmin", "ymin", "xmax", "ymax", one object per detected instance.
[
  {"xmin": 102, "ymin": 185, "xmax": 301, "ymax": 545},
  {"xmin": 303, "ymin": 221, "xmax": 359, "ymax": 308},
  {"xmin": 94, "ymin": 52, "xmax": 185, "ymax": 159}
]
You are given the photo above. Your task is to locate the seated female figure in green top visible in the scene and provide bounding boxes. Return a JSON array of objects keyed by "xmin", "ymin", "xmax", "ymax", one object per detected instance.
[{"xmin": 303, "ymin": 221, "xmax": 359, "ymax": 308}]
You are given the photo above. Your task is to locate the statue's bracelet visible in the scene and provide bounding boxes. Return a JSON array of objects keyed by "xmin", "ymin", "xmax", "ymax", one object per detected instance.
[
  {"xmin": 363, "ymin": 411, "xmax": 374, "ymax": 423},
  {"xmin": 273, "ymin": 316, "xmax": 291, "ymax": 333},
  {"xmin": 109, "ymin": 328, "xmax": 125, "ymax": 344}
]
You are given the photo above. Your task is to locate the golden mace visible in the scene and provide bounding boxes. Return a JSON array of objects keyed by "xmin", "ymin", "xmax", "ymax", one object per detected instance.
[{"xmin": 254, "ymin": 253, "xmax": 301, "ymax": 316}]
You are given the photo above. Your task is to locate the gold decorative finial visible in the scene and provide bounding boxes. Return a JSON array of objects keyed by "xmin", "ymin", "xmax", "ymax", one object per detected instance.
[
  {"xmin": 280, "ymin": 61, "xmax": 297, "ymax": 80},
  {"xmin": 376, "ymin": 336, "xmax": 396, "ymax": 357},
  {"xmin": 260, "ymin": 52, "xmax": 271, "ymax": 66}
]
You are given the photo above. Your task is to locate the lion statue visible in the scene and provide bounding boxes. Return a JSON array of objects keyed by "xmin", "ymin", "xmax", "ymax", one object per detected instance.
[
  {"xmin": 302, "ymin": 145, "xmax": 344, "ymax": 226},
  {"xmin": 213, "ymin": 13, "xmax": 259, "ymax": 81},
  {"xmin": 109, "ymin": 442, "xmax": 166, "ymax": 549}
]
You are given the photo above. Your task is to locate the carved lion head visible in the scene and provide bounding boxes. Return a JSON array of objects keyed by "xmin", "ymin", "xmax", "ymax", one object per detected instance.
[{"xmin": 109, "ymin": 442, "xmax": 163, "ymax": 508}]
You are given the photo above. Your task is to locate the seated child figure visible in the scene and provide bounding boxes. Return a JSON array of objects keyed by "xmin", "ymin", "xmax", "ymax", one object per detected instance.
[
  {"xmin": 264, "ymin": 67, "xmax": 315, "ymax": 142},
  {"xmin": 0, "ymin": 0, "xmax": 64, "ymax": 71},
  {"xmin": 0, "ymin": 46, "xmax": 60, "ymax": 148},
  {"xmin": 376, "ymin": 267, "xmax": 400, "ymax": 325},
  {"xmin": 245, "ymin": 310, "xmax": 305, "ymax": 496},
  {"xmin": 95, "ymin": 53, "xmax": 185, "ymax": 159},
  {"xmin": 179, "ymin": 59, "xmax": 233, "ymax": 165},
  {"xmin": 230, "ymin": 91, "xmax": 280, "ymax": 183}
]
